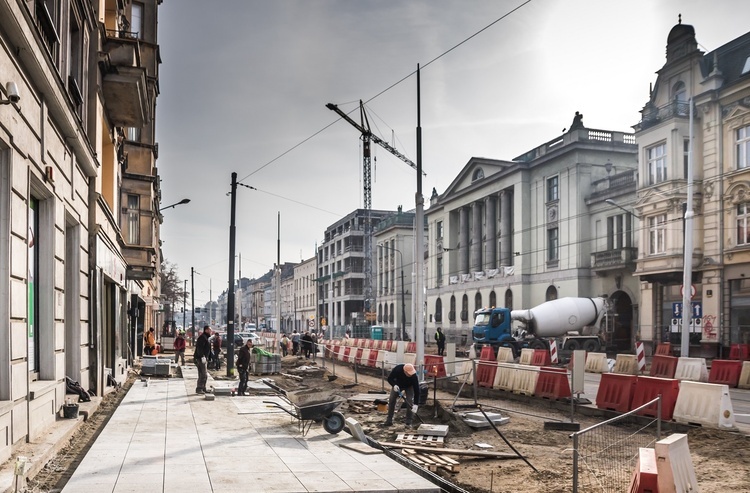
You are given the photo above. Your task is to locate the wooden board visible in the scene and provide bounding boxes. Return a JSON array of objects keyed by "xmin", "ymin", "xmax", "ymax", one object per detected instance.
[
  {"xmin": 379, "ymin": 442, "xmax": 521, "ymax": 459},
  {"xmin": 395, "ymin": 433, "xmax": 444, "ymax": 448},
  {"xmin": 402, "ymin": 449, "xmax": 460, "ymax": 473}
]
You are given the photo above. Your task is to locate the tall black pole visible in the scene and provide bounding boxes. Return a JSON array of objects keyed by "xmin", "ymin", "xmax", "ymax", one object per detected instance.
[
  {"xmin": 191, "ymin": 267, "xmax": 195, "ymax": 345},
  {"xmin": 227, "ymin": 172, "xmax": 238, "ymax": 375},
  {"xmin": 182, "ymin": 279, "xmax": 187, "ymax": 334},
  {"xmin": 401, "ymin": 264, "xmax": 407, "ymax": 341}
]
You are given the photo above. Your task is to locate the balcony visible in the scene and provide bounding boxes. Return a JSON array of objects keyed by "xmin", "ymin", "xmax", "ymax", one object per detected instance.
[
  {"xmin": 591, "ymin": 247, "xmax": 638, "ymax": 272},
  {"xmin": 635, "ymin": 100, "xmax": 690, "ymax": 132},
  {"xmin": 100, "ymin": 29, "xmax": 149, "ymax": 127}
]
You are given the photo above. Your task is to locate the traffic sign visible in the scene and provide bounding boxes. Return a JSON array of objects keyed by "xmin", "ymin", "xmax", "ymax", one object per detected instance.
[
  {"xmin": 673, "ymin": 301, "xmax": 702, "ymax": 318},
  {"xmin": 307, "ymin": 319, "xmax": 314, "ymax": 328},
  {"xmin": 680, "ymin": 284, "xmax": 696, "ymax": 300}
]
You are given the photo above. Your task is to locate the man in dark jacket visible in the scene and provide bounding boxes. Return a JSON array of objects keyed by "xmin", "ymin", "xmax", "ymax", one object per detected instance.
[
  {"xmin": 236, "ymin": 339, "xmax": 253, "ymax": 395},
  {"xmin": 211, "ymin": 332, "xmax": 222, "ymax": 370},
  {"xmin": 384, "ymin": 363, "xmax": 420, "ymax": 427},
  {"xmin": 174, "ymin": 331, "xmax": 186, "ymax": 365},
  {"xmin": 301, "ymin": 331, "xmax": 313, "ymax": 359},
  {"xmin": 194, "ymin": 326, "xmax": 212, "ymax": 394}
]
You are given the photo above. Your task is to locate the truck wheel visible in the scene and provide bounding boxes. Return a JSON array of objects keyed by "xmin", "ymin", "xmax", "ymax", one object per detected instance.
[
  {"xmin": 583, "ymin": 339, "xmax": 600, "ymax": 353},
  {"xmin": 564, "ymin": 340, "xmax": 581, "ymax": 351},
  {"xmin": 532, "ymin": 340, "xmax": 549, "ymax": 350}
]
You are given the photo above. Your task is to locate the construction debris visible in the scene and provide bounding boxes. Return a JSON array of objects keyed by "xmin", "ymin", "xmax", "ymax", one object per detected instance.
[
  {"xmin": 462, "ymin": 411, "xmax": 510, "ymax": 429},
  {"xmin": 416, "ymin": 424, "xmax": 449, "ymax": 437},
  {"xmin": 402, "ymin": 449, "xmax": 461, "ymax": 473},
  {"xmin": 396, "ymin": 433, "xmax": 445, "ymax": 448},
  {"xmin": 379, "ymin": 442, "xmax": 522, "ymax": 459}
]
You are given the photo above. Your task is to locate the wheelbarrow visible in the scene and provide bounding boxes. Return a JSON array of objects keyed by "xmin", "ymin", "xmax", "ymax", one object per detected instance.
[{"xmin": 262, "ymin": 380, "xmax": 346, "ymax": 437}]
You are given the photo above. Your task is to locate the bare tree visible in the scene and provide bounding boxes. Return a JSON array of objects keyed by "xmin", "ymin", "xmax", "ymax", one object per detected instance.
[{"xmin": 160, "ymin": 261, "xmax": 187, "ymax": 313}]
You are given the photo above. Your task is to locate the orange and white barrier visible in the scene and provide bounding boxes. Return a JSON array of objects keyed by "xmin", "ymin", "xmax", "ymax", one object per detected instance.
[
  {"xmin": 519, "ymin": 348, "xmax": 534, "ymax": 365},
  {"xmin": 673, "ymin": 381, "xmax": 736, "ymax": 429},
  {"xmin": 496, "ymin": 347, "xmax": 515, "ymax": 363},
  {"xmin": 513, "ymin": 365, "xmax": 539, "ymax": 396},
  {"xmin": 739, "ymin": 361, "xmax": 750, "ymax": 389},
  {"xmin": 628, "ymin": 447, "xmax": 659, "ymax": 493},
  {"xmin": 549, "ymin": 339, "xmax": 558, "ymax": 364},
  {"xmin": 493, "ymin": 363, "xmax": 518, "ymax": 391}
]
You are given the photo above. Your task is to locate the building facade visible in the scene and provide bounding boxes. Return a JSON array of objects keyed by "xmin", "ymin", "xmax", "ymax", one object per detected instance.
[
  {"xmin": 0, "ymin": 0, "xmax": 161, "ymax": 463},
  {"xmin": 294, "ymin": 255, "xmax": 317, "ymax": 333},
  {"xmin": 424, "ymin": 127, "xmax": 638, "ymax": 348},
  {"xmin": 317, "ymin": 209, "xmax": 394, "ymax": 338},
  {"xmin": 634, "ymin": 22, "xmax": 750, "ymax": 357},
  {"xmin": 374, "ymin": 208, "xmax": 418, "ymax": 341}
]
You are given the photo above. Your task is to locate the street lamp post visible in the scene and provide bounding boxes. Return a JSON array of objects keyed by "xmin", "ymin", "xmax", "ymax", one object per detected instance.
[{"xmin": 159, "ymin": 198, "xmax": 190, "ymax": 211}]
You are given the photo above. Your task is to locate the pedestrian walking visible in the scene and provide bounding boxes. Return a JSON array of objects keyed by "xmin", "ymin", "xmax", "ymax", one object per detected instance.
[
  {"xmin": 382, "ymin": 363, "xmax": 420, "ymax": 427},
  {"xmin": 435, "ymin": 327, "xmax": 445, "ymax": 356},
  {"xmin": 291, "ymin": 330, "xmax": 300, "ymax": 356},
  {"xmin": 143, "ymin": 327, "xmax": 155, "ymax": 356},
  {"xmin": 194, "ymin": 326, "xmax": 212, "ymax": 394},
  {"xmin": 280, "ymin": 333, "xmax": 289, "ymax": 356},
  {"xmin": 174, "ymin": 330, "xmax": 186, "ymax": 365},
  {"xmin": 236, "ymin": 339, "xmax": 253, "ymax": 395},
  {"xmin": 211, "ymin": 331, "xmax": 222, "ymax": 370},
  {"xmin": 310, "ymin": 331, "xmax": 318, "ymax": 356},
  {"xmin": 301, "ymin": 331, "xmax": 313, "ymax": 359}
]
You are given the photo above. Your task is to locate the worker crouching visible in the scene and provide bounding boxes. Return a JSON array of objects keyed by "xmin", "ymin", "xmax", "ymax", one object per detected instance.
[{"xmin": 383, "ymin": 363, "xmax": 420, "ymax": 427}]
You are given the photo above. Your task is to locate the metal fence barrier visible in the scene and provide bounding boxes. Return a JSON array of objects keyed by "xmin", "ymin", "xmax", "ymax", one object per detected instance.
[{"xmin": 571, "ymin": 396, "xmax": 661, "ymax": 493}]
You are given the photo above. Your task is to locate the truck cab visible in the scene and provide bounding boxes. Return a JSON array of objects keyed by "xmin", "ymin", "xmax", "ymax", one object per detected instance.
[{"xmin": 472, "ymin": 308, "xmax": 513, "ymax": 344}]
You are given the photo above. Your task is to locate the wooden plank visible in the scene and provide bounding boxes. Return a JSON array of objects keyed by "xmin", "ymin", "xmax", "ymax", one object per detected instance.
[
  {"xmin": 395, "ymin": 433, "xmax": 444, "ymax": 448},
  {"xmin": 380, "ymin": 442, "xmax": 521, "ymax": 459}
]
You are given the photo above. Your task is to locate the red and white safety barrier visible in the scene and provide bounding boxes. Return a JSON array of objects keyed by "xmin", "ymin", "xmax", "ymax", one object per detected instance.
[
  {"xmin": 636, "ymin": 341, "xmax": 646, "ymax": 372},
  {"xmin": 549, "ymin": 339, "xmax": 558, "ymax": 364}
]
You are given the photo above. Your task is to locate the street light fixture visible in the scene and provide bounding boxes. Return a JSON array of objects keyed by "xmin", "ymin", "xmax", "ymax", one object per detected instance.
[{"xmin": 159, "ymin": 198, "xmax": 191, "ymax": 211}]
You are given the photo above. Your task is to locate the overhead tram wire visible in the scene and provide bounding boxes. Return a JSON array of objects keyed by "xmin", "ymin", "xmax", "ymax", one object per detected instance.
[
  {"xmin": 236, "ymin": 0, "xmax": 533, "ymax": 184},
  {"xmin": 235, "ymin": 181, "xmax": 340, "ymax": 217}
]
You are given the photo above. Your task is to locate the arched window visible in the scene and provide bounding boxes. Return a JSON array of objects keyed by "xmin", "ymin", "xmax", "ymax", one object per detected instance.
[
  {"xmin": 475, "ymin": 292, "xmax": 482, "ymax": 313},
  {"xmin": 672, "ymin": 81, "xmax": 686, "ymax": 102},
  {"xmin": 472, "ymin": 168, "xmax": 485, "ymax": 182},
  {"xmin": 449, "ymin": 295, "xmax": 456, "ymax": 322},
  {"xmin": 546, "ymin": 285, "xmax": 558, "ymax": 301},
  {"xmin": 505, "ymin": 289, "xmax": 513, "ymax": 311},
  {"xmin": 389, "ymin": 303, "xmax": 394, "ymax": 323},
  {"xmin": 435, "ymin": 298, "xmax": 443, "ymax": 322},
  {"xmin": 377, "ymin": 303, "xmax": 383, "ymax": 323},
  {"xmin": 461, "ymin": 294, "xmax": 469, "ymax": 322},
  {"xmin": 489, "ymin": 290, "xmax": 496, "ymax": 308}
]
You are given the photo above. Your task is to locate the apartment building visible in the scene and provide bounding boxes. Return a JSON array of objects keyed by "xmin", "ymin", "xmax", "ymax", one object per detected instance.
[
  {"xmin": 0, "ymin": 0, "xmax": 162, "ymax": 462},
  {"xmin": 634, "ymin": 21, "xmax": 750, "ymax": 357},
  {"xmin": 294, "ymin": 255, "xmax": 317, "ymax": 333}
]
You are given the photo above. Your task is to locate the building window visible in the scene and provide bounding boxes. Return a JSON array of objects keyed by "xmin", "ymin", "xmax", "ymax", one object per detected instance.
[
  {"xmin": 547, "ymin": 227, "xmax": 559, "ymax": 261},
  {"xmin": 489, "ymin": 291, "xmax": 496, "ymax": 308},
  {"xmin": 738, "ymin": 126, "xmax": 750, "ymax": 169},
  {"xmin": 472, "ymin": 168, "xmax": 484, "ymax": 182},
  {"xmin": 546, "ymin": 285, "xmax": 558, "ymax": 301},
  {"xmin": 131, "ymin": 2, "xmax": 144, "ymax": 39},
  {"xmin": 435, "ymin": 298, "xmax": 442, "ymax": 323},
  {"xmin": 474, "ymin": 292, "xmax": 482, "ymax": 314},
  {"xmin": 648, "ymin": 143, "xmax": 667, "ymax": 184},
  {"xmin": 607, "ymin": 215, "xmax": 624, "ymax": 250},
  {"xmin": 547, "ymin": 176, "xmax": 559, "ymax": 202},
  {"xmin": 683, "ymin": 139, "xmax": 690, "ymax": 178},
  {"xmin": 436, "ymin": 220, "xmax": 443, "ymax": 240},
  {"xmin": 29, "ymin": 198, "xmax": 40, "ymax": 373},
  {"xmin": 649, "ymin": 214, "xmax": 667, "ymax": 254},
  {"xmin": 461, "ymin": 294, "xmax": 468, "ymax": 322},
  {"xmin": 449, "ymin": 295, "xmax": 456, "ymax": 322},
  {"xmin": 126, "ymin": 194, "xmax": 140, "ymax": 244},
  {"xmin": 738, "ymin": 204, "xmax": 750, "ymax": 246},
  {"xmin": 436, "ymin": 257, "xmax": 443, "ymax": 286},
  {"xmin": 126, "ymin": 127, "xmax": 141, "ymax": 142}
]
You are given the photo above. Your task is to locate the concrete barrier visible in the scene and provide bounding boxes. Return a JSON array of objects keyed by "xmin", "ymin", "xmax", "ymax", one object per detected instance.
[
  {"xmin": 403, "ymin": 353, "xmax": 416, "ymax": 366},
  {"xmin": 585, "ymin": 352, "xmax": 609, "ymax": 373},
  {"xmin": 382, "ymin": 351, "xmax": 400, "ymax": 371},
  {"xmin": 496, "ymin": 347, "xmax": 515, "ymax": 363},
  {"xmin": 739, "ymin": 361, "xmax": 750, "ymax": 390},
  {"xmin": 513, "ymin": 365, "xmax": 539, "ymax": 396},
  {"xmin": 655, "ymin": 434, "xmax": 700, "ymax": 493},
  {"xmin": 673, "ymin": 381, "xmax": 736, "ymax": 429},
  {"xmin": 613, "ymin": 354, "xmax": 639, "ymax": 375},
  {"xmin": 519, "ymin": 348, "xmax": 534, "ymax": 365},
  {"xmin": 674, "ymin": 357, "xmax": 708, "ymax": 382},
  {"xmin": 493, "ymin": 363, "xmax": 518, "ymax": 391},
  {"xmin": 458, "ymin": 360, "xmax": 474, "ymax": 384},
  {"xmin": 360, "ymin": 349, "xmax": 370, "ymax": 366}
]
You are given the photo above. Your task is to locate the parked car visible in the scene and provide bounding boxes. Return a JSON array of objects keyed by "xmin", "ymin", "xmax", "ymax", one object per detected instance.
[
  {"xmin": 212, "ymin": 332, "xmax": 243, "ymax": 349},
  {"xmin": 243, "ymin": 323, "xmax": 257, "ymax": 332},
  {"xmin": 238, "ymin": 332, "xmax": 263, "ymax": 346}
]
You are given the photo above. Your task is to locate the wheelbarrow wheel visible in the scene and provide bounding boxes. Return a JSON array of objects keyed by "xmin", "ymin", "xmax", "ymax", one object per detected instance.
[{"xmin": 323, "ymin": 411, "xmax": 345, "ymax": 434}]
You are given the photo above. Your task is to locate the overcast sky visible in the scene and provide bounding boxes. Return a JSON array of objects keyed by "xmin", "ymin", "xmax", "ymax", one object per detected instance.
[{"xmin": 156, "ymin": 0, "xmax": 749, "ymax": 307}]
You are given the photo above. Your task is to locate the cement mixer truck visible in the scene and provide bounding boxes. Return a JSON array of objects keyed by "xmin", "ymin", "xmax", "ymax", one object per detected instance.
[{"xmin": 472, "ymin": 297, "xmax": 607, "ymax": 358}]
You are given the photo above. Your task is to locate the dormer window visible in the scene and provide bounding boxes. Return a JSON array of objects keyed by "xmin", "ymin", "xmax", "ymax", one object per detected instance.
[{"xmin": 742, "ymin": 56, "xmax": 750, "ymax": 75}]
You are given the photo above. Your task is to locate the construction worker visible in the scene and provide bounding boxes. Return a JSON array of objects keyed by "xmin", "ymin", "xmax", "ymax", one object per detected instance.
[
  {"xmin": 143, "ymin": 327, "xmax": 155, "ymax": 356},
  {"xmin": 236, "ymin": 338, "xmax": 253, "ymax": 395},
  {"xmin": 435, "ymin": 327, "xmax": 445, "ymax": 356},
  {"xmin": 383, "ymin": 363, "xmax": 420, "ymax": 427},
  {"xmin": 194, "ymin": 326, "xmax": 212, "ymax": 394}
]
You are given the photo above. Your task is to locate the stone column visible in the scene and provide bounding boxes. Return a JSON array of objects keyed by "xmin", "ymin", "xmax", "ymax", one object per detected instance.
[
  {"xmin": 484, "ymin": 195, "xmax": 497, "ymax": 270},
  {"xmin": 500, "ymin": 190, "xmax": 512, "ymax": 265},
  {"xmin": 471, "ymin": 201, "xmax": 482, "ymax": 272},
  {"xmin": 459, "ymin": 207, "xmax": 470, "ymax": 274}
]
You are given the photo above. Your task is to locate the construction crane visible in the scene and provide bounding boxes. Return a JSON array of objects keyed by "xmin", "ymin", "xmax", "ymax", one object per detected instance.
[{"xmin": 326, "ymin": 100, "xmax": 422, "ymax": 330}]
